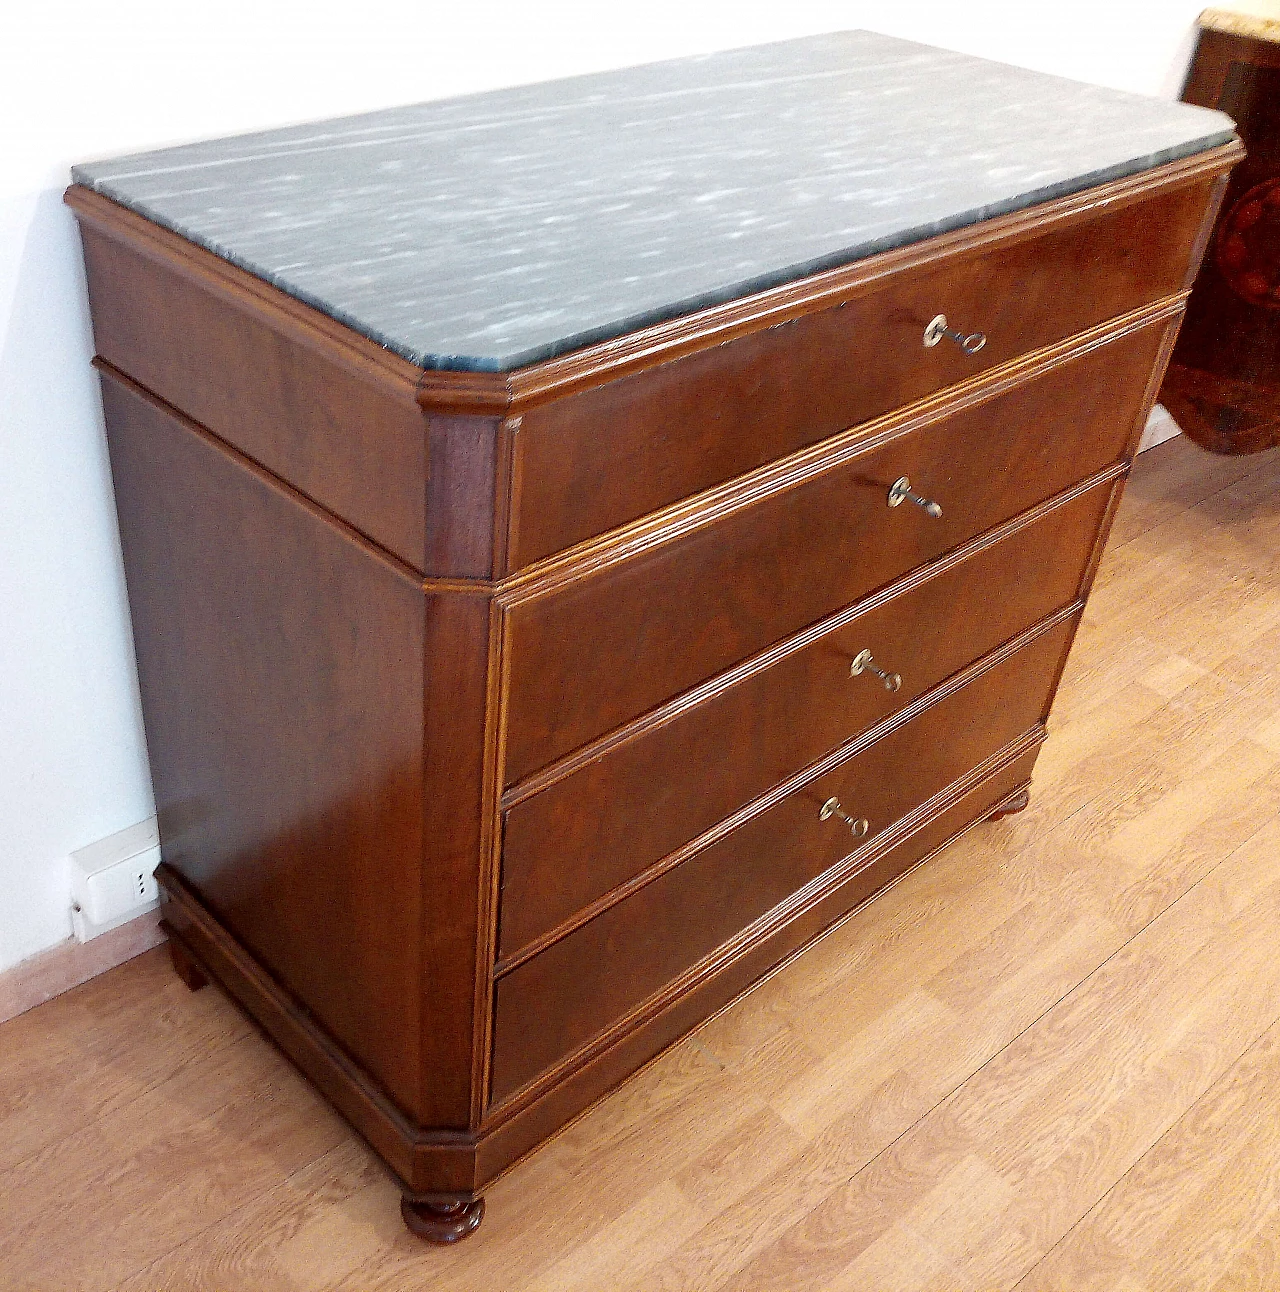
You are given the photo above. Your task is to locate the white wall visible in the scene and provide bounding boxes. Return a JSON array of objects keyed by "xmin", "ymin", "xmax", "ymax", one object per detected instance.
[{"xmin": 0, "ymin": 0, "xmax": 1208, "ymax": 972}]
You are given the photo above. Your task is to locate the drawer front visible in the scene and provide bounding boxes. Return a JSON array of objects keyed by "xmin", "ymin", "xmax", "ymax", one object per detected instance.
[
  {"xmin": 491, "ymin": 615, "xmax": 1076, "ymax": 1103},
  {"xmin": 503, "ymin": 320, "xmax": 1165, "ymax": 783},
  {"xmin": 498, "ymin": 477, "xmax": 1112, "ymax": 961},
  {"xmin": 508, "ymin": 174, "xmax": 1213, "ymax": 569},
  {"xmin": 486, "ymin": 741, "xmax": 1042, "ymax": 1137}
]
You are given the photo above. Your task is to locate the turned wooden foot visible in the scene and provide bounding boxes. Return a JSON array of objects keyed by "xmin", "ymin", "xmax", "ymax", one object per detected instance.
[
  {"xmin": 986, "ymin": 787, "xmax": 1031, "ymax": 822},
  {"xmin": 165, "ymin": 933, "xmax": 209, "ymax": 991},
  {"xmin": 401, "ymin": 1194, "xmax": 485, "ymax": 1243}
]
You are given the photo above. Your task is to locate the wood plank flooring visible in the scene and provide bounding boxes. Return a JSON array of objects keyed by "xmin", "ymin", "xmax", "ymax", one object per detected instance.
[{"xmin": 3, "ymin": 435, "xmax": 1279, "ymax": 1292}]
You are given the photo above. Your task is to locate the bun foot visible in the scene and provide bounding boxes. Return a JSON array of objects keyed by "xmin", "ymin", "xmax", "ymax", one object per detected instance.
[
  {"xmin": 165, "ymin": 932, "xmax": 209, "ymax": 991},
  {"xmin": 401, "ymin": 1193, "xmax": 485, "ymax": 1244},
  {"xmin": 987, "ymin": 787, "xmax": 1031, "ymax": 822}
]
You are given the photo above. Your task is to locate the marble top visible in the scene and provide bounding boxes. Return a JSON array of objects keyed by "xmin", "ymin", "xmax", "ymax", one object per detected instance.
[{"xmin": 72, "ymin": 31, "xmax": 1235, "ymax": 373}]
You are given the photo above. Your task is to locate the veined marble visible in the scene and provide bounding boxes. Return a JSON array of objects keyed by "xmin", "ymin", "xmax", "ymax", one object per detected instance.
[{"xmin": 72, "ymin": 31, "xmax": 1235, "ymax": 372}]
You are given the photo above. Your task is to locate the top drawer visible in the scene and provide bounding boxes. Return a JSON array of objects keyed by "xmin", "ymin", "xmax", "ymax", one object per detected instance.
[{"xmin": 507, "ymin": 173, "xmax": 1217, "ymax": 570}]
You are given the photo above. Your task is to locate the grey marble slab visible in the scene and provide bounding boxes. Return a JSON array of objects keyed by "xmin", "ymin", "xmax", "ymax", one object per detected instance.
[{"xmin": 72, "ymin": 31, "xmax": 1234, "ymax": 372}]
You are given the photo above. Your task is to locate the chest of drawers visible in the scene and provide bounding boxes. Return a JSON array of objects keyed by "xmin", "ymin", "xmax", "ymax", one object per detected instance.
[{"xmin": 68, "ymin": 33, "xmax": 1237, "ymax": 1241}]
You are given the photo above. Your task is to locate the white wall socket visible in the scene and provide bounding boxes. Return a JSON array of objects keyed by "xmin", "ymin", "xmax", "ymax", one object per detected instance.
[{"xmin": 70, "ymin": 817, "xmax": 161, "ymax": 942}]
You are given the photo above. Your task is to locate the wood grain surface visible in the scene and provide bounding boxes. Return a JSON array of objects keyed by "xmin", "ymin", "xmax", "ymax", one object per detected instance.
[
  {"xmin": 508, "ymin": 172, "xmax": 1214, "ymax": 568},
  {"xmin": 4, "ymin": 434, "xmax": 1280, "ymax": 1289},
  {"xmin": 69, "ymin": 191, "xmax": 432, "ymax": 571},
  {"xmin": 497, "ymin": 478, "xmax": 1114, "ymax": 961},
  {"xmin": 501, "ymin": 317, "xmax": 1169, "ymax": 782},
  {"xmin": 100, "ymin": 368, "xmax": 429, "ymax": 1123},
  {"xmin": 490, "ymin": 617, "xmax": 1075, "ymax": 1104}
]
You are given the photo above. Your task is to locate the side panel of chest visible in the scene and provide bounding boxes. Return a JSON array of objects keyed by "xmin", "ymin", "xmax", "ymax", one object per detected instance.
[{"xmin": 98, "ymin": 368, "xmax": 429, "ymax": 1122}]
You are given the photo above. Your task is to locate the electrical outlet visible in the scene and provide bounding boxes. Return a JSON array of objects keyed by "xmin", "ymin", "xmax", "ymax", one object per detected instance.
[
  {"xmin": 70, "ymin": 817, "xmax": 162, "ymax": 942},
  {"xmin": 134, "ymin": 865, "xmax": 158, "ymax": 904}
]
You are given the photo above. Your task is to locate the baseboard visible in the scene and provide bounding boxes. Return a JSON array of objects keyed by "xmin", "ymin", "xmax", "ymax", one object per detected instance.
[
  {"xmin": 1138, "ymin": 403, "xmax": 1182, "ymax": 453},
  {"xmin": 0, "ymin": 909, "xmax": 166, "ymax": 1025}
]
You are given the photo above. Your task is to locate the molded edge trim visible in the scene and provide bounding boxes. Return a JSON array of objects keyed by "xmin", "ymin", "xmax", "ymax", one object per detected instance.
[
  {"xmin": 494, "ymin": 298, "xmax": 1185, "ymax": 600},
  {"xmin": 81, "ymin": 294, "xmax": 1178, "ymax": 596},
  {"xmin": 64, "ymin": 184, "xmax": 426, "ymax": 398},
  {"xmin": 65, "ymin": 142, "xmax": 1242, "ymax": 419}
]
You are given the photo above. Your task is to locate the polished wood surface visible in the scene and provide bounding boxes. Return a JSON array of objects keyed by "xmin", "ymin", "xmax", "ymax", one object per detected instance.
[
  {"xmin": 401, "ymin": 1196, "xmax": 487, "ymax": 1245},
  {"xmin": 420, "ymin": 589, "xmax": 500, "ymax": 1132},
  {"xmin": 157, "ymin": 870, "xmax": 431, "ymax": 1190},
  {"xmin": 68, "ymin": 190, "xmax": 432, "ymax": 570},
  {"xmin": 479, "ymin": 750, "xmax": 1043, "ymax": 1171},
  {"xmin": 65, "ymin": 149, "xmax": 1235, "ymax": 571},
  {"xmin": 99, "ymin": 368, "xmax": 429, "ymax": 1122},
  {"xmin": 498, "ymin": 477, "xmax": 1114, "ymax": 961},
  {"xmin": 66, "ymin": 141, "xmax": 1233, "ymax": 1233},
  {"xmin": 509, "ymin": 174, "xmax": 1218, "ymax": 567},
  {"xmin": 424, "ymin": 414, "xmax": 508, "ymax": 580},
  {"xmin": 490, "ymin": 618, "xmax": 1074, "ymax": 1104},
  {"xmin": 5, "ymin": 437, "xmax": 1280, "ymax": 1288},
  {"xmin": 502, "ymin": 317, "xmax": 1169, "ymax": 783}
]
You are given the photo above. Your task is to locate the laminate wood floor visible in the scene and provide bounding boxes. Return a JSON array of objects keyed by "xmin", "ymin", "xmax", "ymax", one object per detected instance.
[{"xmin": 4, "ymin": 435, "xmax": 1280, "ymax": 1292}]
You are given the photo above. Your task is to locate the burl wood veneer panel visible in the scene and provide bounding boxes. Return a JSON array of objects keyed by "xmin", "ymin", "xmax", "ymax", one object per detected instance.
[{"xmin": 1160, "ymin": 25, "xmax": 1280, "ymax": 453}]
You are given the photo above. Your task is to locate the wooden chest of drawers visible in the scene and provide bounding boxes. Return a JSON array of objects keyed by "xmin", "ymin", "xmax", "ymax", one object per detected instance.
[{"xmin": 67, "ymin": 36, "xmax": 1238, "ymax": 1242}]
